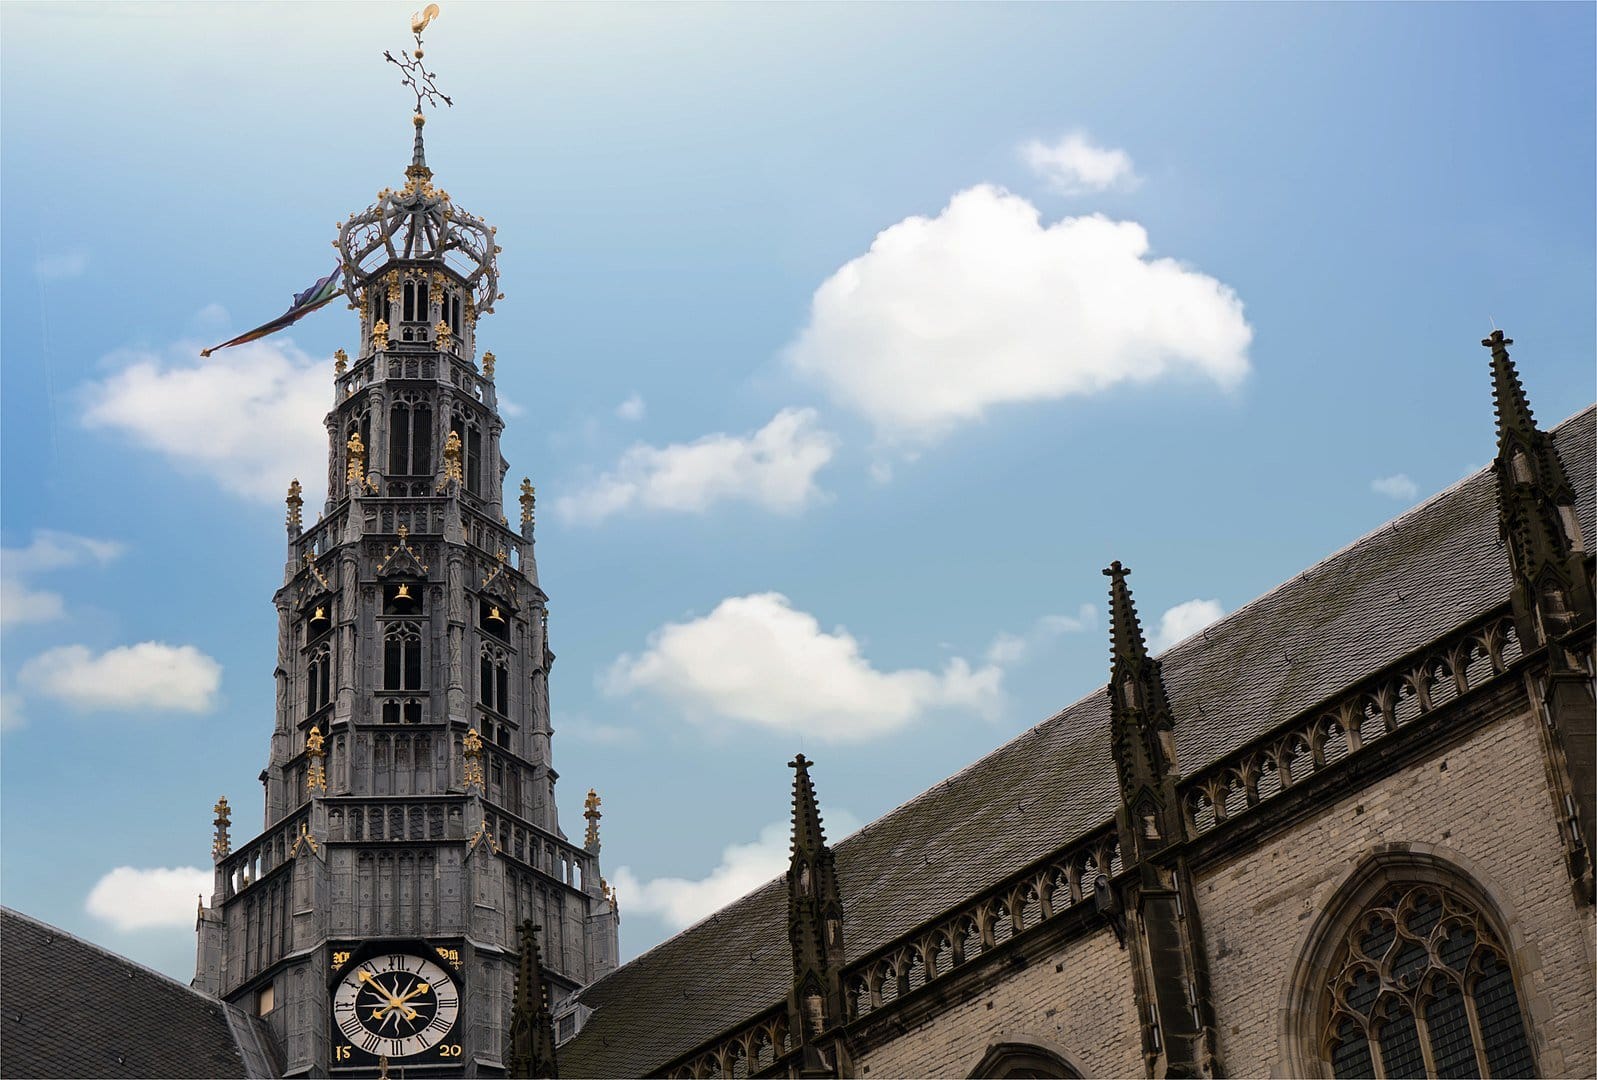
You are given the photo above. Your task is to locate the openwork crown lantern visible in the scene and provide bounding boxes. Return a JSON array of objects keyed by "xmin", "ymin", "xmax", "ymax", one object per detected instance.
[{"xmin": 336, "ymin": 4, "xmax": 501, "ymax": 315}]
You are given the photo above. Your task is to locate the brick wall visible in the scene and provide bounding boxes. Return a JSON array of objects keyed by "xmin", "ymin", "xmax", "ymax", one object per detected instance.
[
  {"xmin": 1197, "ymin": 704, "xmax": 1596, "ymax": 1078},
  {"xmin": 855, "ymin": 927, "xmax": 1141, "ymax": 1079}
]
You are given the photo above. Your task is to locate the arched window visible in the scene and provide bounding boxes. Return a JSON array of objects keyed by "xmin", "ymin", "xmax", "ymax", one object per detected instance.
[
  {"xmin": 306, "ymin": 645, "xmax": 331, "ymax": 715},
  {"xmin": 383, "ymin": 621, "xmax": 423, "ymax": 691},
  {"xmin": 1306, "ymin": 875, "xmax": 1537, "ymax": 1078},
  {"xmin": 968, "ymin": 1042, "xmax": 1082, "ymax": 1079},
  {"xmin": 480, "ymin": 644, "xmax": 509, "ymax": 714},
  {"xmin": 388, "ymin": 398, "xmax": 434, "ymax": 476}
]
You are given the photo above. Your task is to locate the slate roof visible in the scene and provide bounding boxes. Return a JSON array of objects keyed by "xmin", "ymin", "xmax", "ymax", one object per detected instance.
[
  {"xmin": 0, "ymin": 907, "xmax": 281, "ymax": 1079},
  {"xmin": 564, "ymin": 406, "xmax": 1595, "ymax": 1078}
]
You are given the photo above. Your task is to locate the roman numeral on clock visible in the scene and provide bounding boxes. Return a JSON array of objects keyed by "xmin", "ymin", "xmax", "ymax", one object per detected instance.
[
  {"xmin": 436, "ymin": 995, "xmax": 457, "ymax": 1009},
  {"xmin": 361, "ymin": 1034, "xmax": 382, "ymax": 1053},
  {"xmin": 427, "ymin": 1013, "xmax": 451, "ymax": 1033}
]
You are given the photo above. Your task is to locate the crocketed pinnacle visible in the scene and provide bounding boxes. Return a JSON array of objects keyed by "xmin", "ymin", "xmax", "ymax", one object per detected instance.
[
  {"xmin": 1103, "ymin": 560, "xmax": 1151, "ymax": 668},
  {"xmin": 1103, "ymin": 561, "xmax": 1177, "ymax": 797},
  {"xmin": 789, "ymin": 754, "xmax": 827, "ymax": 858},
  {"xmin": 1483, "ymin": 330, "xmax": 1537, "ymax": 451},
  {"xmin": 507, "ymin": 919, "xmax": 558, "ymax": 1078}
]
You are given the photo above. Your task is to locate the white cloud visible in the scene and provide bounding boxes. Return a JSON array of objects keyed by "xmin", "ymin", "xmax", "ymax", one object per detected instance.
[
  {"xmin": 984, "ymin": 604, "xmax": 1097, "ymax": 665},
  {"xmin": 1020, "ymin": 132, "xmax": 1140, "ymax": 195},
  {"xmin": 499, "ymin": 395, "xmax": 526, "ymax": 419},
  {"xmin": 35, "ymin": 249, "xmax": 90, "ymax": 281},
  {"xmin": 19, "ymin": 642, "xmax": 221, "ymax": 713},
  {"xmin": 1, "ymin": 690, "xmax": 24, "ymax": 733},
  {"xmin": 616, "ymin": 393, "xmax": 646, "ymax": 422},
  {"xmin": 86, "ymin": 866, "xmax": 212, "ymax": 931},
  {"xmin": 1, "ymin": 530, "xmax": 124, "ymax": 628},
  {"xmin": 80, "ymin": 336, "xmax": 330, "ymax": 503},
  {"xmin": 612, "ymin": 811, "xmax": 861, "ymax": 930},
  {"xmin": 1371, "ymin": 473, "xmax": 1420, "ymax": 502},
  {"xmin": 785, "ymin": 185, "xmax": 1251, "ymax": 447},
  {"xmin": 605, "ymin": 593, "xmax": 1001, "ymax": 741},
  {"xmin": 1149, "ymin": 599, "xmax": 1225, "ymax": 653},
  {"xmin": 556, "ymin": 408, "xmax": 838, "ymax": 524}
]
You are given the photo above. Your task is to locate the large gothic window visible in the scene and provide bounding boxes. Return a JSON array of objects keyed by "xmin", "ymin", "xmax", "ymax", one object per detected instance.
[
  {"xmin": 1319, "ymin": 882, "xmax": 1536, "ymax": 1079},
  {"xmin": 306, "ymin": 645, "xmax": 331, "ymax": 716},
  {"xmin": 383, "ymin": 621, "xmax": 423, "ymax": 691},
  {"xmin": 480, "ymin": 644, "xmax": 509, "ymax": 715},
  {"xmin": 968, "ymin": 1043, "xmax": 1082, "ymax": 1079},
  {"xmin": 388, "ymin": 398, "xmax": 434, "ymax": 476}
]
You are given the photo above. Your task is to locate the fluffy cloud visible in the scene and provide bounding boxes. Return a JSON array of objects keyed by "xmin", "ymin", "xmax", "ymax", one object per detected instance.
[
  {"xmin": 556, "ymin": 408, "xmax": 838, "ymax": 524},
  {"xmin": 612, "ymin": 811, "xmax": 861, "ymax": 931},
  {"xmin": 0, "ymin": 690, "xmax": 24, "ymax": 732},
  {"xmin": 1020, "ymin": 132, "xmax": 1140, "ymax": 195},
  {"xmin": 81, "ymin": 336, "xmax": 330, "ymax": 503},
  {"xmin": 985, "ymin": 604, "xmax": 1098, "ymax": 665},
  {"xmin": 35, "ymin": 249, "xmax": 90, "ymax": 281},
  {"xmin": 19, "ymin": 642, "xmax": 221, "ymax": 713},
  {"xmin": 785, "ymin": 185, "xmax": 1251, "ymax": 446},
  {"xmin": 605, "ymin": 593, "xmax": 1001, "ymax": 740},
  {"xmin": 86, "ymin": 866, "xmax": 213, "ymax": 931},
  {"xmin": 1149, "ymin": 599, "xmax": 1226, "ymax": 653},
  {"xmin": 1371, "ymin": 473, "xmax": 1420, "ymax": 502},
  {"xmin": 1, "ymin": 530, "xmax": 124, "ymax": 628},
  {"xmin": 615, "ymin": 393, "xmax": 647, "ymax": 422}
]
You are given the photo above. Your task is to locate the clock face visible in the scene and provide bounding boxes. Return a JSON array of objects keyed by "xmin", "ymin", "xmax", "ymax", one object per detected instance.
[{"xmin": 332, "ymin": 952, "xmax": 460, "ymax": 1062}]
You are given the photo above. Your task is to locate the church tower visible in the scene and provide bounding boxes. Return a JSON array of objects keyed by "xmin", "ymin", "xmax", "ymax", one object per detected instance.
[{"xmin": 194, "ymin": 13, "xmax": 619, "ymax": 1076}]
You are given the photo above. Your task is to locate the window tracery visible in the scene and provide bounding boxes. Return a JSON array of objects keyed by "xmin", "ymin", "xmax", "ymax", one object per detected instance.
[{"xmin": 1320, "ymin": 882, "xmax": 1535, "ymax": 1078}]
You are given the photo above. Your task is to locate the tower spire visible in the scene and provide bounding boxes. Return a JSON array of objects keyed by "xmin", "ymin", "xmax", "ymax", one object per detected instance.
[
  {"xmin": 786, "ymin": 755, "xmax": 846, "ymax": 1077},
  {"xmin": 507, "ymin": 920, "xmax": 559, "ymax": 1078}
]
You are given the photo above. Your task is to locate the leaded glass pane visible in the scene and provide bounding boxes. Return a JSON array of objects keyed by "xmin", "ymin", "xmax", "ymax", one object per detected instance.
[
  {"xmin": 1361, "ymin": 916, "xmax": 1397, "ymax": 963},
  {"xmin": 1347, "ymin": 969, "xmax": 1381, "ymax": 1016},
  {"xmin": 1474, "ymin": 956, "xmax": 1535, "ymax": 1078},
  {"xmin": 1439, "ymin": 922, "xmax": 1476, "ymax": 971},
  {"xmin": 1425, "ymin": 982, "xmax": 1477, "ymax": 1078},
  {"xmin": 1406, "ymin": 893, "xmax": 1443, "ymax": 940},
  {"xmin": 1332, "ymin": 1018, "xmax": 1376, "ymax": 1080},
  {"xmin": 1393, "ymin": 938, "xmax": 1429, "ymax": 983},
  {"xmin": 1378, "ymin": 1005, "xmax": 1425, "ymax": 1078}
]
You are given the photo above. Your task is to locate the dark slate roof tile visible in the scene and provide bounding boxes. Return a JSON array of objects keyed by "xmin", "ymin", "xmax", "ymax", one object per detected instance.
[
  {"xmin": 0, "ymin": 907, "xmax": 279, "ymax": 1079},
  {"xmin": 562, "ymin": 406, "xmax": 1594, "ymax": 1078}
]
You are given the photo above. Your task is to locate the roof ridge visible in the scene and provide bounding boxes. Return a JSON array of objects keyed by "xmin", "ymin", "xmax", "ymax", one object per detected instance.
[
  {"xmin": 824, "ymin": 402, "xmax": 1597, "ymax": 863},
  {"xmin": 0, "ymin": 905, "xmax": 227, "ymax": 1010},
  {"xmin": 581, "ymin": 403, "xmax": 1595, "ymax": 995}
]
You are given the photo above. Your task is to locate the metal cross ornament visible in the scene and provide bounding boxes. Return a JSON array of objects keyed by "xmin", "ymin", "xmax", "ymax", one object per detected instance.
[{"xmin": 385, "ymin": 4, "xmax": 453, "ymax": 115}]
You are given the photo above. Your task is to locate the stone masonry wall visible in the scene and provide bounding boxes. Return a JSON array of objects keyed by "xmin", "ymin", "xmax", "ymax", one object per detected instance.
[
  {"xmin": 854, "ymin": 926, "xmax": 1141, "ymax": 1079},
  {"xmin": 1197, "ymin": 702, "xmax": 1596, "ymax": 1078}
]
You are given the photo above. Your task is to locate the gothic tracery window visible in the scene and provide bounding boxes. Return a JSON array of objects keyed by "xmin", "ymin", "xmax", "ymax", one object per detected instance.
[
  {"xmin": 383, "ymin": 621, "xmax": 423, "ymax": 691},
  {"xmin": 306, "ymin": 645, "xmax": 332, "ymax": 716},
  {"xmin": 388, "ymin": 397, "xmax": 434, "ymax": 476},
  {"xmin": 480, "ymin": 644, "xmax": 509, "ymax": 715},
  {"xmin": 1320, "ymin": 883, "xmax": 1535, "ymax": 1079}
]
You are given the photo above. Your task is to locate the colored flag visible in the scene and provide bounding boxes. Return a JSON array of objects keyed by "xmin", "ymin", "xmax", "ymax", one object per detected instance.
[{"xmin": 201, "ymin": 265, "xmax": 344, "ymax": 357}]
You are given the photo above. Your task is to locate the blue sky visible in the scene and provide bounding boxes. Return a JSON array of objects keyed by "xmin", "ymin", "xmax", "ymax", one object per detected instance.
[{"xmin": 2, "ymin": 2, "xmax": 1592, "ymax": 981}]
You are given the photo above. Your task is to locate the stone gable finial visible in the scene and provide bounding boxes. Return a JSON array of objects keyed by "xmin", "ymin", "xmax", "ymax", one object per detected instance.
[
  {"xmin": 520, "ymin": 478, "xmax": 536, "ymax": 533},
  {"xmin": 286, "ymin": 479, "xmax": 303, "ymax": 534},
  {"xmin": 211, "ymin": 797, "xmax": 232, "ymax": 861},
  {"xmin": 507, "ymin": 919, "xmax": 559, "ymax": 1078},
  {"xmin": 583, "ymin": 789, "xmax": 602, "ymax": 853}
]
